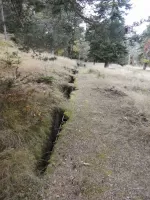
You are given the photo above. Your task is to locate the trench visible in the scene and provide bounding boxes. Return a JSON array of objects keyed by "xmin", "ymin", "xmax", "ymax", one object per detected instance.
[
  {"xmin": 69, "ymin": 75, "xmax": 75, "ymax": 84},
  {"xmin": 37, "ymin": 109, "xmax": 69, "ymax": 174},
  {"xmin": 72, "ymin": 69, "xmax": 78, "ymax": 75},
  {"xmin": 62, "ymin": 84, "xmax": 77, "ymax": 99},
  {"xmin": 37, "ymin": 71, "xmax": 77, "ymax": 174}
]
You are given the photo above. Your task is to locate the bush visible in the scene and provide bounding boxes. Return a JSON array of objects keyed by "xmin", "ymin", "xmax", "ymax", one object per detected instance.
[
  {"xmin": 43, "ymin": 57, "xmax": 49, "ymax": 61},
  {"xmin": 142, "ymin": 58, "xmax": 150, "ymax": 64},
  {"xmin": 49, "ymin": 57, "xmax": 57, "ymax": 61},
  {"xmin": 0, "ymin": 78, "xmax": 15, "ymax": 91},
  {"xmin": 2, "ymin": 51, "xmax": 21, "ymax": 67}
]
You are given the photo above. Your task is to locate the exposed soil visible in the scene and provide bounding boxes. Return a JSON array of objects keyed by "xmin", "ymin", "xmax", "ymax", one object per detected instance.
[
  {"xmin": 37, "ymin": 108, "xmax": 69, "ymax": 174},
  {"xmin": 43, "ymin": 64, "xmax": 150, "ymax": 200}
]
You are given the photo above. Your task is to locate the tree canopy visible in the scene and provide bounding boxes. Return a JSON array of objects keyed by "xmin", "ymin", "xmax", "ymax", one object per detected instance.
[
  {"xmin": 86, "ymin": 0, "xmax": 131, "ymax": 66},
  {"xmin": 0, "ymin": 0, "xmax": 133, "ymax": 66}
]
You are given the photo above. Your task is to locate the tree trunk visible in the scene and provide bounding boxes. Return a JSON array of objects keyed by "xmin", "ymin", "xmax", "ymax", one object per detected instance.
[
  {"xmin": 143, "ymin": 63, "xmax": 148, "ymax": 70},
  {"xmin": 0, "ymin": 0, "xmax": 7, "ymax": 40},
  {"xmin": 67, "ymin": 45, "xmax": 71, "ymax": 58},
  {"xmin": 104, "ymin": 62, "xmax": 109, "ymax": 68}
]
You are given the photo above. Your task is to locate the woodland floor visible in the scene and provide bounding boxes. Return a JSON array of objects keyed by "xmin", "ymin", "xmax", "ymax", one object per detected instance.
[{"xmin": 43, "ymin": 64, "xmax": 150, "ymax": 200}]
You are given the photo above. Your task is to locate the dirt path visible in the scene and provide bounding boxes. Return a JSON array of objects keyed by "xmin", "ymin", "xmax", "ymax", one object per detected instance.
[{"xmin": 44, "ymin": 66, "xmax": 150, "ymax": 200}]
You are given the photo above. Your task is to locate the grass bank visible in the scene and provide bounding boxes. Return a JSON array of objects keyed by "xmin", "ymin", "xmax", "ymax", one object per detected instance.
[{"xmin": 0, "ymin": 37, "xmax": 76, "ymax": 200}]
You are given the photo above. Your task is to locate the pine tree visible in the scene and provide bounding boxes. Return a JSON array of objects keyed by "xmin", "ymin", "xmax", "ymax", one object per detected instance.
[{"xmin": 86, "ymin": 0, "xmax": 131, "ymax": 67}]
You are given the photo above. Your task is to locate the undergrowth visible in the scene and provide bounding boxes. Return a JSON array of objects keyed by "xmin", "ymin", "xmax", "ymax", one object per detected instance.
[
  {"xmin": 36, "ymin": 76, "xmax": 55, "ymax": 84},
  {"xmin": 0, "ymin": 87, "xmax": 47, "ymax": 199},
  {"xmin": 2, "ymin": 51, "xmax": 21, "ymax": 68},
  {"xmin": 0, "ymin": 77, "xmax": 60, "ymax": 200},
  {"xmin": 0, "ymin": 41, "xmax": 72, "ymax": 200}
]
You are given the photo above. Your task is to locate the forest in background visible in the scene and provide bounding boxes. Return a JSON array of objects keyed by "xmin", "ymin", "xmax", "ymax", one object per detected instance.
[
  {"xmin": 0, "ymin": 0, "xmax": 133, "ymax": 67},
  {"xmin": 2, "ymin": 0, "xmax": 150, "ymax": 68}
]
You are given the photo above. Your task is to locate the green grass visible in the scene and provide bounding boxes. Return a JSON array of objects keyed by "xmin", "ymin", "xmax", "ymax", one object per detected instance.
[{"xmin": 64, "ymin": 110, "xmax": 72, "ymax": 119}]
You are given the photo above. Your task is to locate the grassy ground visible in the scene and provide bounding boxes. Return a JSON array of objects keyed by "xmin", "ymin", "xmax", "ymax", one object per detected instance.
[
  {"xmin": 1, "ymin": 36, "xmax": 150, "ymax": 200},
  {"xmin": 43, "ymin": 64, "xmax": 150, "ymax": 200},
  {"xmin": 0, "ymin": 37, "xmax": 76, "ymax": 200}
]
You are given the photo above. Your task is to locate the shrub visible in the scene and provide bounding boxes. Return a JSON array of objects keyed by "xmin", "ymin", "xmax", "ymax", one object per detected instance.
[
  {"xmin": 49, "ymin": 57, "xmax": 57, "ymax": 61},
  {"xmin": 0, "ymin": 78, "xmax": 15, "ymax": 91},
  {"xmin": 36, "ymin": 76, "xmax": 55, "ymax": 84},
  {"xmin": 43, "ymin": 57, "xmax": 49, "ymax": 61},
  {"xmin": 142, "ymin": 58, "xmax": 150, "ymax": 64},
  {"xmin": 2, "ymin": 51, "xmax": 21, "ymax": 67}
]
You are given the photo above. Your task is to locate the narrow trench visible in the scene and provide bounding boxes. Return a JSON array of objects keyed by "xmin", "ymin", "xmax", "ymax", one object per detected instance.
[
  {"xmin": 69, "ymin": 75, "xmax": 75, "ymax": 83},
  {"xmin": 37, "ymin": 108, "xmax": 69, "ymax": 174},
  {"xmin": 37, "ymin": 72, "xmax": 77, "ymax": 175},
  {"xmin": 62, "ymin": 84, "xmax": 77, "ymax": 99},
  {"xmin": 72, "ymin": 69, "xmax": 78, "ymax": 75}
]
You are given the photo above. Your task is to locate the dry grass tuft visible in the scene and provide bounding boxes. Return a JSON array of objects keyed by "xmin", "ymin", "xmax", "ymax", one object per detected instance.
[
  {"xmin": 36, "ymin": 76, "xmax": 55, "ymax": 84},
  {"xmin": 0, "ymin": 149, "xmax": 44, "ymax": 200},
  {"xmin": 2, "ymin": 52, "xmax": 21, "ymax": 68}
]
